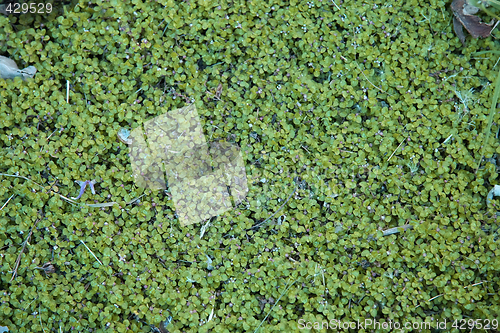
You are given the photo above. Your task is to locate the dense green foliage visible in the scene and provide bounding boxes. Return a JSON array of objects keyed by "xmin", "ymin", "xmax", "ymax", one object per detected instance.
[{"xmin": 1, "ymin": 0, "xmax": 500, "ymax": 332}]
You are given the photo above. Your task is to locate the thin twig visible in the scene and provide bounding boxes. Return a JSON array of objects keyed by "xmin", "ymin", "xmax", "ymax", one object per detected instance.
[
  {"xmin": 251, "ymin": 187, "xmax": 296, "ymax": 229},
  {"xmin": 56, "ymin": 193, "xmax": 79, "ymax": 206},
  {"xmin": 47, "ymin": 129, "xmax": 58, "ymax": 140},
  {"xmin": 0, "ymin": 173, "xmax": 41, "ymax": 187},
  {"xmin": 491, "ymin": 20, "xmax": 500, "ymax": 35},
  {"xmin": 10, "ymin": 219, "xmax": 40, "ymax": 281},
  {"xmin": 442, "ymin": 134, "xmax": 453, "ymax": 144},
  {"xmin": 126, "ymin": 193, "xmax": 146, "ymax": 205},
  {"xmin": 156, "ymin": 18, "xmax": 165, "ymax": 28},
  {"xmin": 0, "ymin": 194, "xmax": 15, "ymax": 211},
  {"xmin": 465, "ymin": 281, "xmax": 488, "ymax": 289},
  {"xmin": 161, "ymin": 22, "xmax": 169, "ymax": 37},
  {"xmin": 415, "ymin": 294, "xmax": 443, "ymax": 309},
  {"xmin": 353, "ymin": 61, "xmax": 394, "ymax": 97},
  {"xmin": 80, "ymin": 240, "xmax": 103, "ymax": 265},
  {"xmin": 39, "ymin": 129, "xmax": 59, "ymax": 152},
  {"xmin": 66, "ymin": 80, "xmax": 69, "ymax": 104},
  {"xmin": 387, "ymin": 137, "xmax": 406, "ymax": 162},
  {"xmin": 22, "ymin": 296, "xmax": 38, "ymax": 311},
  {"xmin": 253, "ymin": 278, "xmax": 297, "ymax": 333},
  {"xmin": 0, "ymin": 173, "xmax": 120, "ymax": 207},
  {"xmin": 200, "ymin": 218, "xmax": 212, "ymax": 239}
]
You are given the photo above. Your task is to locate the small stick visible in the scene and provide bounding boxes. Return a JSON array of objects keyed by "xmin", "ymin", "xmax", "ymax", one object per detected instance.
[
  {"xmin": 156, "ymin": 18, "xmax": 165, "ymax": 28},
  {"xmin": 66, "ymin": 80, "xmax": 69, "ymax": 103},
  {"xmin": 126, "ymin": 193, "xmax": 147, "ymax": 205},
  {"xmin": 0, "ymin": 194, "xmax": 14, "ymax": 211},
  {"xmin": 22, "ymin": 296, "xmax": 38, "ymax": 311},
  {"xmin": 251, "ymin": 187, "xmax": 296, "ymax": 229},
  {"xmin": 416, "ymin": 294, "xmax": 443, "ymax": 309},
  {"xmin": 55, "ymin": 193, "xmax": 79, "ymax": 206},
  {"xmin": 161, "ymin": 22, "xmax": 169, "ymax": 37},
  {"xmin": 0, "ymin": 173, "xmax": 79, "ymax": 206},
  {"xmin": 46, "ymin": 129, "xmax": 58, "ymax": 140},
  {"xmin": 0, "ymin": 173, "xmax": 40, "ymax": 186},
  {"xmin": 0, "ymin": 174, "xmax": 134, "ymax": 208},
  {"xmin": 40, "ymin": 129, "xmax": 59, "ymax": 152},
  {"xmin": 442, "ymin": 134, "xmax": 453, "ymax": 144},
  {"xmin": 80, "ymin": 240, "xmax": 103, "ymax": 265},
  {"xmin": 465, "ymin": 281, "xmax": 488, "ymax": 289},
  {"xmin": 200, "ymin": 218, "xmax": 212, "ymax": 239},
  {"xmin": 352, "ymin": 61, "xmax": 394, "ymax": 97},
  {"xmin": 491, "ymin": 20, "xmax": 500, "ymax": 35},
  {"xmin": 387, "ymin": 137, "xmax": 406, "ymax": 162},
  {"xmin": 253, "ymin": 278, "xmax": 297, "ymax": 333}
]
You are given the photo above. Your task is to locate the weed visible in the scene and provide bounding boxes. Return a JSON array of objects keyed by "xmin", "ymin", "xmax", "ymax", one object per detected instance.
[
  {"xmin": 405, "ymin": 158, "xmax": 420, "ymax": 174},
  {"xmin": 454, "ymin": 87, "xmax": 476, "ymax": 121}
]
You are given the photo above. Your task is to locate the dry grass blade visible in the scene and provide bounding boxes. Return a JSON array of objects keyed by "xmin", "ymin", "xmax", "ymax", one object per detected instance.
[
  {"xmin": 80, "ymin": 240, "xmax": 103, "ymax": 265},
  {"xmin": 253, "ymin": 278, "xmax": 297, "ymax": 333},
  {"xmin": 476, "ymin": 59, "xmax": 500, "ymax": 173},
  {"xmin": 0, "ymin": 173, "xmax": 141, "ymax": 208},
  {"xmin": 84, "ymin": 193, "xmax": 147, "ymax": 207},
  {"xmin": 415, "ymin": 294, "xmax": 444, "ymax": 309},
  {"xmin": 415, "ymin": 280, "xmax": 489, "ymax": 309},
  {"xmin": 126, "ymin": 193, "xmax": 146, "ymax": 205},
  {"xmin": 387, "ymin": 137, "xmax": 406, "ymax": 162},
  {"xmin": 0, "ymin": 173, "xmax": 40, "ymax": 186},
  {"xmin": 251, "ymin": 187, "xmax": 296, "ymax": 229},
  {"xmin": 200, "ymin": 218, "xmax": 212, "ymax": 239},
  {"xmin": 10, "ymin": 219, "xmax": 40, "ymax": 281},
  {"xmin": 0, "ymin": 194, "xmax": 15, "ymax": 211},
  {"xmin": 354, "ymin": 61, "xmax": 394, "ymax": 97},
  {"xmin": 465, "ymin": 280, "xmax": 488, "ymax": 288},
  {"xmin": 85, "ymin": 202, "xmax": 118, "ymax": 208},
  {"xmin": 56, "ymin": 193, "xmax": 79, "ymax": 206}
]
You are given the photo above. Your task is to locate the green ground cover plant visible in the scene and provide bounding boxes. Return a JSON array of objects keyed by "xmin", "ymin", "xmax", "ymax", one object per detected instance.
[{"xmin": 0, "ymin": 0, "xmax": 500, "ymax": 332}]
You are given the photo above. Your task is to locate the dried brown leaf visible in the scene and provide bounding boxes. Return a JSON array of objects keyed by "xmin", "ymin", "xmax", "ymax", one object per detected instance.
[
  {"xmin": 215, "ymin": 83, "xmax": 223, "ymax": 100},
  {"xmin": 453, "ymin": 16, "xmax": 467, "ymax": 46},
  {"xmin": 451, "ymin": 0, "xmax": 496, "ymax": 45}
]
